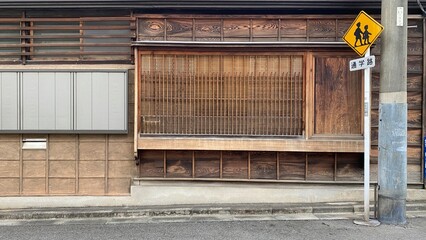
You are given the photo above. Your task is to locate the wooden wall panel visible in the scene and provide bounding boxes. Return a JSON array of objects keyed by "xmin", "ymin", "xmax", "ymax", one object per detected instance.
[
  {"xmin": 139, "ymin": 150, "xmax": 164, "ymax": 177},
  {"xmin": 195, "ymin": 19, "xmax": 221, "ymax": 41},
  {"xmin": 279, "ymin": 152, "xmax": 305, "ymax": 180},
  {"xmin": 166, "ymin": 151, "xmax": 192, "ymax": 178},
  {"xmin": 166, "ymin": 19, "xmax": 193, "ymax": 40},
  {"xmin": 314, "ymin": 56, "xmax": 362, "ymax": 135},
  {"xmin": 336, "ymin": 153, "xmax": 363, "ymax": 181},
  {"xmin": 307, "ymin": 19, "xmax": 336, "ymax": 38},
  {"xmin": 222, "ymin": 151, "xmax": 248, "ymax": 179},
  {"xmin": 307, "ymin": 153, "xmax": 334, "ymax": 181},
  {"xmin": 250, "ymin": 152, "xmax": 277, "ymax": 179},
  {"xmin": 194, "ymin": 151, "xmax": 220, "ymax": 178}
]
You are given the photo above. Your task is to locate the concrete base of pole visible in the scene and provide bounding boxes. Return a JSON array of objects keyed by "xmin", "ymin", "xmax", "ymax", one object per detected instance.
[
  {"xmin": 378, "ymin": 197, "xmax": 407, "ymax": 225},
  {"xmin": 378, "ymin": 103, "xmax": 408, "ymax": 225},
  {"xmin": 353, "ymin": 219, "xmax": 381, "ymax": 227}
]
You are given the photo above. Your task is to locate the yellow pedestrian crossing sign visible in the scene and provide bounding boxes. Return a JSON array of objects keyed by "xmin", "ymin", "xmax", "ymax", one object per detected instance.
[{"xmin": 343, "ymin": 11, "xmax": 384, "ymax": 56}]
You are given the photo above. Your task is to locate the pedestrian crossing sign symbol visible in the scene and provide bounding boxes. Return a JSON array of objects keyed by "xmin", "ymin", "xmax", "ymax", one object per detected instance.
[{"xmin": 343, "ymin": 11, "xmax": 384, "ymax": 56}]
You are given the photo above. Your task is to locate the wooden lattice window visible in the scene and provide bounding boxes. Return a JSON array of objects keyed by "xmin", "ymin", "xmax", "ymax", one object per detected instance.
[{"xmin": 140, "ymin": 52, "xmax": 304, "ymax": 137}]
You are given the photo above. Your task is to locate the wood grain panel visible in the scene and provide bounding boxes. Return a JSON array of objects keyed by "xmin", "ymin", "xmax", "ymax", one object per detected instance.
[
  {"xmin": 407, "ymin": 38, "xmax": 423, "ymax": 56},
  {"xmin": 166, "ymin": 19, "xmax": 193, "ymax": 39},
  {"xmin": 139, "ymin": 150, "xmax": 164, "ymax": 178},
  {"xmin": 336, "ymin": 19, "xmax": 352, "ymax": 38},
  {"xmin": 308, "ymin": 19, "xmax": 336, "ymax": 38},
  {"xmin": 194, "ymin": 151, "xmax": 220, "ymax": 178},
  {"xmin": 166, "ymin": 150, "xmax": 192, "ymax": 178},
  {"xmin": 307, "ymin": 153, "xmax": 334, "ymax": 181},
  {"xmin": 278, "ymin": 152, "xmax": 305, "ymax": 180},
  {"xmin": 370, "ymin": 92, "xmax": 421, "ymax": 110},
  {"xmin": 223, "ymin": 19, "xmax": 250, "ymax": 38},
  {"xmin": 222, "ymin": 151, "xmax": 248, "ymax": 179},
  {"xmin": 138, "ymin": 19, "xmax": 165, "ymax": 37},
  {"xmin": 252, "ymin": 20, "xmax": 278, "ymax": 38},
  {"xmin": 314, "ymin": 56, "xmax": 362, "ymax": 135},
  {"xmin": 336, "ymin": 153, "xmax": 363, "ymax": 181},
  {"xmin": 280, "ymin": 19, "xmax": 307, "ymax": 39},
  {"xmin": 250, "ymin": 152, "xmax": 277, "ymax": 179},
  {"xmin": 195, "ymin": 19, "xmax": 221, "ymax": 39},
  {"xmin": 408, "ymin": 19, "xmax": 423, "ymax": 38},
  {"xmin": 407, "ymin": 55, "xmax": 423, "ymax": 73}
]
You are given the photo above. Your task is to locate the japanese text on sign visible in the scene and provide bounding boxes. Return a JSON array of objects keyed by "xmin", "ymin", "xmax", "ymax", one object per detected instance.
[{"xmin": 349, "ymin": 55, "xmax": 375, "ymax": 71}]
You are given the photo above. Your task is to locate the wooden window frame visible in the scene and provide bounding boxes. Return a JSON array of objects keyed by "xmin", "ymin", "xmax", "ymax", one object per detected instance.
[{"xmin": 135, "ymin": 49, "xmax": 364, "ymax": 153}]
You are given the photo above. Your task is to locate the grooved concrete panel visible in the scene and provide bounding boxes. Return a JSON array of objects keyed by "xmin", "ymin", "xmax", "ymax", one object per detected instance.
[
  {"xmin": 108, "ymin": 72, "xmax": 127, "ymax": 130},
  {"xmin": 54, "ymin": 72, "xmax": 73, "ymax": 130},
  {"xmin": 0, "ymin": 72, "xmax": 19, "ymax": 130},
  {"xmin": 22, "ymin": 72, "xmax": 39, "ymax": 130}
]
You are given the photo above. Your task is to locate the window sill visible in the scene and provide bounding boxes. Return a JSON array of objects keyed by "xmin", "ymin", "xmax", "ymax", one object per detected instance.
[{"xmin": 137, "ymin": 136, "xmax": 363, "ymax": 152}]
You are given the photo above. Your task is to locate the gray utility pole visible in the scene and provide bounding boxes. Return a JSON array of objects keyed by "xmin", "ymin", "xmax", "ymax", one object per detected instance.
[{"xmin": 378, "ymin": 0, "xmax": 408, "ymax": 224}]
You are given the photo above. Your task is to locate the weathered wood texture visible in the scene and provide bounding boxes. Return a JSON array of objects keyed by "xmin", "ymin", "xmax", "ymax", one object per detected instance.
[
  {"xmin": 0, "ymin": 71, "xmax": 136, "ymax": 196},
  {"xmin": 314, "ymin": 56, "xmax": 362, "ymax": 135},
  {"xmin": 137, "ymin": 15, "xmax": 357, "ymax": 42},
  {"xmin": 136, "ymin": 15, "xmax": 424, "ymax": 184},
  {"xmin": 139, "ymin": 150, "xmax": 364, "ymax": 182},
  {"xmin": 0, "ymin": 11, "xmax": 135, "ymax": 64}
]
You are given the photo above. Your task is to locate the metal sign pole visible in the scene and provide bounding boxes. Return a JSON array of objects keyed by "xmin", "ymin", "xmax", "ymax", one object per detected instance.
[{"xmin": 363, "ymin": 47, "xmax": 371, "ymax": 222}]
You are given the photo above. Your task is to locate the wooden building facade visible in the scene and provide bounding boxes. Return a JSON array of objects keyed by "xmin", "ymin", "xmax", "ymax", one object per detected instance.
[{"xmin": 0, "ymin": 1, "xmax": 425, "ymax": 196}]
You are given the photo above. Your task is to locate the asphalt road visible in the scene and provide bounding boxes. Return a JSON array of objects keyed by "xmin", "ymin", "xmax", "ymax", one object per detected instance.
[{"xmin": 1, "ymin": 217, "xmax": 426, "ymax": 240}]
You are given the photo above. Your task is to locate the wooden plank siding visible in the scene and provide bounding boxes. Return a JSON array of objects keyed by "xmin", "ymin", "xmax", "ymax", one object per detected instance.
[
  {"xmin": 136, "ymin": 15, "xmax": 424, "ymax": 184},
  {"xmin": 0, "ymin": 12, "xmax": 136, "ymax": 64}
]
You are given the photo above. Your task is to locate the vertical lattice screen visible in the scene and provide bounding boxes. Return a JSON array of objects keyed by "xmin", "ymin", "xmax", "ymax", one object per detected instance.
[{"xmin": 140, "ymin": 53, "xmax": 304, "ymax": 137}]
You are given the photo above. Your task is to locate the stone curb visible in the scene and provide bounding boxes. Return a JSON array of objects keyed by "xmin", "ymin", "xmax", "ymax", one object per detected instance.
[{"xmin": 0, "ymin": 201, "xmax": 425, "ymax": 221}]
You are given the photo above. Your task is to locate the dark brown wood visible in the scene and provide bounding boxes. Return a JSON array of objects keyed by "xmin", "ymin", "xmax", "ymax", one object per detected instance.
[
  {"xmin": 250, "ymin": 152, "xmax": 277, "ymax": 179},
  {"xmin": 278, "ymin": 152, "xmax": 306, "ymax": 180},
  {"xmin": 307, "ymin": 153, "xmax": 334, "ymax": 181},
  {"xmin": 139, "ymin": 150, "xmax": 164, "ymax": 177},
  {"xmin": 166, "ymin": 150, "xmax": 192, "ymax": 178},
  {"xmin": 222, "ymin": 151, "xmax": 248, "ymax": 179},
  {"xmin": 336, "ymin": 153, "xmax": 363, "ymax": 181},
  {"xmin": 194, "ymin": 151, "xmax": 220, "ymax": 178},
  {"xmin": 314, "ymin": 56, "xmax": 362, "ymax": 135}
]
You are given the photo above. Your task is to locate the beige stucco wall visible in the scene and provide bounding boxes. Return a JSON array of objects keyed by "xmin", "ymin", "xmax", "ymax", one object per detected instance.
[{"xmin": 0, "ymin": 71, "xmax": 137, "ymax": 196}]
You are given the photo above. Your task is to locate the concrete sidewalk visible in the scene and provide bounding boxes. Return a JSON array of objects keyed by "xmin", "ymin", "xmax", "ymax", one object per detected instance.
[{"xmin": 1, "ymin": 201, "xmax": 426, "ymax": 222}]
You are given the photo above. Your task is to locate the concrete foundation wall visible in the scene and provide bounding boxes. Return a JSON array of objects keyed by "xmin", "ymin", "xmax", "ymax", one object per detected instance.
[{"xmin": 0, "ymin": 70, "xmax": 137, "ymax": 196}]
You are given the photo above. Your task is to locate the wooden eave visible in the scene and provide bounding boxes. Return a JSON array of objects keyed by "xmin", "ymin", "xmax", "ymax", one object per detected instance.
[{"xmin": 0, "ymin": 0, "xmax": 425, "ymax": 14}]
